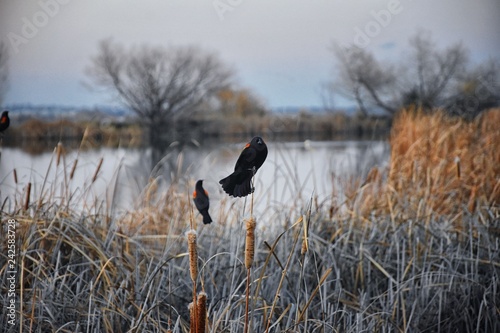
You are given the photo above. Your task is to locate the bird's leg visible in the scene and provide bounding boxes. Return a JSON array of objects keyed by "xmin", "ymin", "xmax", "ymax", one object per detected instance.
[{"xmin": 250, "ymin": 166, "xmax": 256, "ymax": 193}]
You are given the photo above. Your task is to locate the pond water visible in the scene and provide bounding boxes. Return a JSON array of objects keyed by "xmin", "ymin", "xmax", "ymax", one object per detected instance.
[{"xmin": 0, "ymin": 140, "xmax": 390, "ymax": 216}]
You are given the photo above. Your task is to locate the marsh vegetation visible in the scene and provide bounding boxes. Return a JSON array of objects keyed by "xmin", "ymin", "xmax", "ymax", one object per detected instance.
[{"xmin": 1, "ymin": 109, "xmax": 499, "ymax": 332}]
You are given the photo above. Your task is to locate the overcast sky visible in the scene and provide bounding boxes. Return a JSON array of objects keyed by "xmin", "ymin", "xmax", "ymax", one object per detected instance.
[{"xmin": 1, "ymin": 0, "xmax": 499, "ymax": 109}]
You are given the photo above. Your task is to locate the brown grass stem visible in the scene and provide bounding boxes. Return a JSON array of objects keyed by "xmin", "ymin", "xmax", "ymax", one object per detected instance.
[{"xmin": 297, "ymin": 267, "xmax": 332, "ymax": 323}]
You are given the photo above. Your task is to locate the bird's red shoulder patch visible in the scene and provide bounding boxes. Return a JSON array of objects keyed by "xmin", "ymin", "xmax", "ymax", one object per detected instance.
[
  {"xmin": 1, "ymin": 116, "xmax": 6, "ymax": 124},
  {"xmin": 192, "ymin": 190, "xmax": 197, "ymax": 198}
]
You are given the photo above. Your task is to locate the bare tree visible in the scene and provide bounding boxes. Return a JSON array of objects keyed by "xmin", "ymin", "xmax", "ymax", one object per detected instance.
[
  {"xmin": 86, "ymin": 39, "xmax": 233, "ymax": 144},
  {"xmin": 333, "ymin": 45, "xmax": 398, "ymax": 116},
  {"xmin": 0, "ymin": 41, "xmax": 9, "ymax": 106},
  {"xmin": 403, "ymin": 32, "xmax": 468, "ymax": 108},
  {"xmin": 328, "ymin": 31, "xmax": 487, "ymax": 117},
  {"xmin": 445, "ymin": 58, "xmax": 499, "ymax": 119}
]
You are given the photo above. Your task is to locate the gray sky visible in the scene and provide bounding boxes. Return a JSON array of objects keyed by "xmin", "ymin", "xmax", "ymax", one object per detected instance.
[{"xmin": 1, "ymin": 0, "xmax": 499, "ymax": 109}]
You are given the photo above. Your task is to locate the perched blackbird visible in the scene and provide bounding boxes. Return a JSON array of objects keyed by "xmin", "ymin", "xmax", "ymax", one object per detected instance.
[
  {"xmin": 193, "ymin": 180, "xmax": 212, "ymax": 224},
  {"xmin": 220, "ymin": 136, "xmax": 268, "ymax": 197},
  {"xmin": 0, "ymin": 111, "xmax": 9, "ymax": 133}
]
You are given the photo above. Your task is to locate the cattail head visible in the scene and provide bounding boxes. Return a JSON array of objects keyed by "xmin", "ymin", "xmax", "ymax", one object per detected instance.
[
  {"xmin": 92, "ymin": 158, "xmax": 104, "ymax": 183},
  {"xmin": 245, "ymin": 218, "xmax": 256, "ymax": 269},
  {"xmin": 196, "ymin": 292, "xmax": 207, "ymax": 333},
  {"xmin": 70, "ymin": 158, "xmax": 78, "ymax": 180},
  {"xmin": 56, "ymin": 142, "xmax": 63, "ymax": 167},
  {"xmin": 188, "ymin": 302, "xmax": 195, "ymax": 333},
  {"xmin": 187, "ymin": 230, "xmax": 198, "ymax": 282},
  {"xmin": 24, "ymin": 182, "xmax": 32, "ymax": 211},
  {"xmin": 454, "ymin": 156, "xmax": 461, "ymax": 180}
]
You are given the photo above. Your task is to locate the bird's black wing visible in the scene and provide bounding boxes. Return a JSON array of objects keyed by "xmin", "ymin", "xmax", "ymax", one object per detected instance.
[{"xmin": 234, "ymin": 147, "xmax": 257, "ymax": 171}]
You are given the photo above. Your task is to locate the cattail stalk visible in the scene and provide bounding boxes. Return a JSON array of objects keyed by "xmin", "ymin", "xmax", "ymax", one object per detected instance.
[{"xmin": 13, "ymin": 168, "xmax": 18, "ymax": 184}]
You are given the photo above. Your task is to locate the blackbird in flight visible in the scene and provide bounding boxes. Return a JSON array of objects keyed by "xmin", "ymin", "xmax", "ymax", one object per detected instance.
[
  {"xmin": 193, "ymin": 180, "xmax": 212, "ymax": 224},
  {"xmin": 219, "ymin": 136, "xmax": 268, "ymax": 197}
]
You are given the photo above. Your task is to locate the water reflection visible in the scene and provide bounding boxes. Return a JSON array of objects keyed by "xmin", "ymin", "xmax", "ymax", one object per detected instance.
[{"xmin": 0, "ymin": 140, "xmax": 389, "ymax": 215}]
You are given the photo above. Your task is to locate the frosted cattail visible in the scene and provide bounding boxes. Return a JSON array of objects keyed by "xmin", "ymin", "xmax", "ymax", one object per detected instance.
[
  {"xmin": 196, "ymin": 292, "xmax": 207, "ymax": 333},
  {"xmin": 187, "ymin": 230, "xmax": 198, "ymax": 283},
  {"xmin": 245, "ymin": 218, "xmax": 256, "ymax": 269}
]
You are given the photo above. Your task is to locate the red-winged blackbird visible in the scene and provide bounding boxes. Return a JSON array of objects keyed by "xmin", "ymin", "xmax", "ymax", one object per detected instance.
[
  {"xmin": 219, "ymin": 136, "xmax": 268, "ymax": 197},
  {"xmin": 193, "ymin": 180, "xmax": 212, "ymax": 224},
  {"xmin": 0, "ymin": 111, "xmax": 9, "ymax": 133}
]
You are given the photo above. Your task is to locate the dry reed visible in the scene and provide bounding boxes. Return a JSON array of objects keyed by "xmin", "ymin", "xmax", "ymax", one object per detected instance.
[
  {"xmin": 390, "ymin": 108, "xmax": 500, "ymax": 214},
  {"xmin": 356, "ymin": 107, "xmax": 500, "ymax": 218}
]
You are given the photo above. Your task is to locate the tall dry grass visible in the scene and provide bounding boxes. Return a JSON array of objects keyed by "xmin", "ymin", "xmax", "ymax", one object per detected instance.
[
  {"xmin": 355, "ymin": 108, "xmax": 500, "ymax": 221},
  {"xmin": 389, "ymin": 107, "xmax": 500, "ymax": 215}
]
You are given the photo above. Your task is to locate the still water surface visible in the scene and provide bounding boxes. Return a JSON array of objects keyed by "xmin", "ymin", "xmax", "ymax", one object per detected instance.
[{"xmin": 0, "ymin": 140, "xmax": 389, "ymax": 215}]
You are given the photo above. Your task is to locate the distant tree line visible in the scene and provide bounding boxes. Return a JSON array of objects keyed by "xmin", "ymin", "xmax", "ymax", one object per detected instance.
[
  {"xmin": 327, "ymin": 31, "xmax": 499, "ymax": 119},
  {"xmin": 3, "ymin": 31, "xmax": 499, "ymax": 150}
]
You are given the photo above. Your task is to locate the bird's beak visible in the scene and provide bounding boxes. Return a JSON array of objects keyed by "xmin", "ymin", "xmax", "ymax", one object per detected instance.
[{"xmin": 257, "ymin": 138, "xmax": 263, "ymax": 145}]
